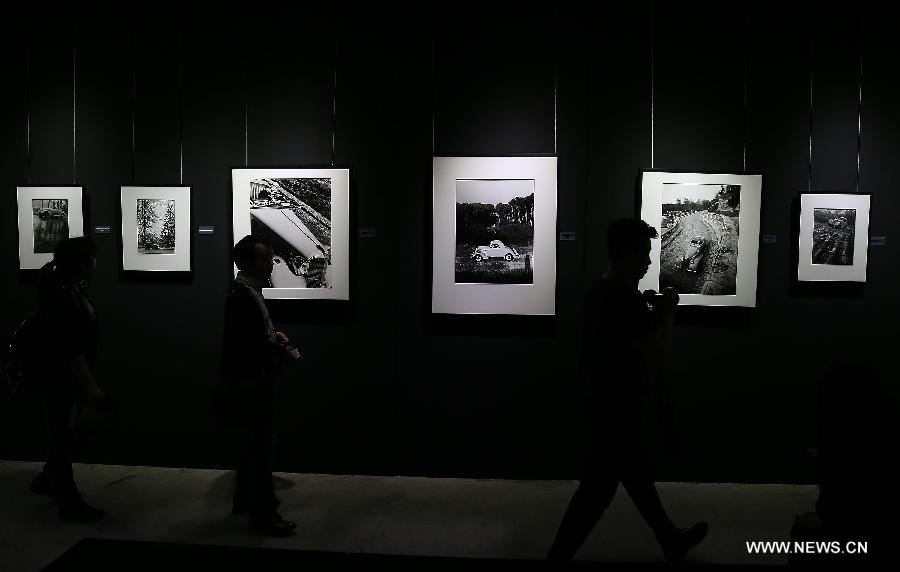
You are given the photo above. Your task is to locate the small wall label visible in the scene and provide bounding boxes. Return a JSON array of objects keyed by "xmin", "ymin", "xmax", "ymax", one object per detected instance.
[
  {"xmin": 359, "ymin": 228, "xmax": 377, "ymax": 238},
  {"xmin": 761, "ymin": 235, "xmax": 777, "ymax": 244},
  {"xmin": 870, "ymin": 236, "xmax": 886, "ymax": 246},
  {"xmin": 93, "ymin": 225, "xmax": 112, "ymax": 235},
  {"xmin": 198, "ymin": 226, "xmax": 215, "ymax": 235},
  {"xmin": 559, "ymin": 231, "xmax": 577, "ymax": 241}
]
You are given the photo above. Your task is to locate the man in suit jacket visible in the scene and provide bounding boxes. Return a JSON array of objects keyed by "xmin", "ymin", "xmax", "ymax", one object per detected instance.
[{"xmin": 219, "ymin": 235, "xmax": 297, "ymax": 536}]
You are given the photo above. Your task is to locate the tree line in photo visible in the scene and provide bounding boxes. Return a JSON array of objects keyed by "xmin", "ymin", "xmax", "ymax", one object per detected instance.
[
  {"xmin": 137, "ymin": 200, "xmax": 176, "ymax": 251},
  {"xmin": 456, "ymin": 193, "xmax": 535, "ymax": 246},
  {"xmin": 665, "ymin": 185, "xmax": 740, "ymax": 214},
  {"xmin": 277, "ymin": 178, "xmax": 331, "ymax": 219}
]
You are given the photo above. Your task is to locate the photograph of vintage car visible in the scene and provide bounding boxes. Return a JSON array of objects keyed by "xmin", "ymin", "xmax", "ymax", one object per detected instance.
[
  {"xmin": 812, "ymin": 208, "xmax": 855, "ymax": 266},
  {"xmin": 455, "ymin": 179, "xmax": 534, "ymax": 284},
  {"xmin": 680, "ymin": 236, "xmax": 707, "ymax": 272},
  {"xmin": 248, "ymin": 177, "xmax": 332, "ymax": 288},
  {"xmin": 137, "ymin": 199, "xmax": 176, "ymax": 255},
  {"xmin": 660, "ymin": 183, "xmax": 740, "ymax": 295},
  {"xmin": 31, "ymin": 199, "xmax": 69, "ymax": 254},
  {"xmin": 471, "ymin": 240, "xmax": 520, "ymax": 262}
]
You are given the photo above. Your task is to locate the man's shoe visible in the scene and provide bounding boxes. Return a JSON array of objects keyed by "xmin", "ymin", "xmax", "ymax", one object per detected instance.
[
  {"xmin": 58, "ymin": 501, "xmax": 105, "ymax": 523},
  {"xmin": 658, "ymin": 521, "xmax": 708, "ymax": 563},
  {"xmin": 231, "ymin": 500, "xmax": 248, "ymax": 515},
  {"xmin": 29, "ymin": 474, "xmax": 55, "ymax": 499},
  {"xmin": 249, "ymin": 516, "xmax": 296, "ymax": 537},
  {"xmin": 274, "ymin": 513, "xmax": 297, "ymax": 530}
]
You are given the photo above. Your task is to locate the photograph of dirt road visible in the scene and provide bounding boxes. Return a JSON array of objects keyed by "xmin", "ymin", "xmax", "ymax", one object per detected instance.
[
  {"xmin": 660, "ymin": 183, "xmax": 740, "ymax": 295},
  {"xmin": 812, "ymin": 208, "xmax": 855, "ymax": 266}
]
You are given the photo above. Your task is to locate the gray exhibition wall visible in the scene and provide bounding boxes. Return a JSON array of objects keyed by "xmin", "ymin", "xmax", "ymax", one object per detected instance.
[{"xmin": 1, "ymin": 2, "xmax": 898, "ymax": 483}]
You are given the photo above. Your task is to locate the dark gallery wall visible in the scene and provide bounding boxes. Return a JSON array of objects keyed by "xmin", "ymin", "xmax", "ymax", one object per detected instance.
[{"xmin": 1, "ymin": 1, "xmax": 898, "ymax": 484}]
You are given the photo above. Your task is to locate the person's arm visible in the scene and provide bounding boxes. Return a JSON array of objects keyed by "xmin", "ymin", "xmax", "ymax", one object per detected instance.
[
  {"xmin": 639, "ymin": 289, "xmax": 680, "ymax": 448},
  {"xmin": 635, "ymin": 288, "xmax": 678, "ymax": 379},
  {"xmin": 68, "ymin": 354, "xmax": 103, "ymax": 402},
  {"xmin": 40, "ymin": 280, "xmax": 102, "ymax": 400},
  {"xmin": 222, "ymin": 289, "xmax": 273, "ymax": 384}
]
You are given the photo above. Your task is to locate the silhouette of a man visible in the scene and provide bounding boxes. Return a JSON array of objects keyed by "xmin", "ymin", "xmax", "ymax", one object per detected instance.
[
  {"xmin": 219, "ymin": 235, "xmax": 297, "ymax": 536},
  {"xmin": 547, "ymin": 218, "xmax": 707, "ymax": 563},
  {"xmin": 30, "ymin": 237, "xmax": 105, "ymax": 523}
]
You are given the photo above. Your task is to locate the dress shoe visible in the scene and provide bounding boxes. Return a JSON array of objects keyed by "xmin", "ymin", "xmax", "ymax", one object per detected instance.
[
  {"xmin": 59, "ymin": 501, "xmax": 105, "ymax": 523},
  {"xmin": 249, "ymin": 515, "xmax": 296, "ymax": 537},
  {"xmin": 274, "ymin": 513, "xmax": 297, "ymax": 530},
  {"xmin": 29, "ymin": 474, "xmax": 55, "ymax": 498},
  {"xmin": 658, "ymin": 521, "xmax": 708, "ymax": 563}
]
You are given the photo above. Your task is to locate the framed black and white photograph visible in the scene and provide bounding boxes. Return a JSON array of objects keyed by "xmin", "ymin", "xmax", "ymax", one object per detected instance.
[
  {"xmin": 433, "ymin": 156, "xmax": 557, "ymax": 315},
  {"xmin": 798, "ymin": 193, "xmax": 870, "ymax": 282},
  {"xmin": 17, "ymin": 186, "xmax": 84, "ymax": 270},
  {"xmin": 455, "ymin": 179, "xmax": 534, "ymax": 285},
  {"xmin": 639, "ymin": 171, "xmax": 762, "ymax": 307},
  {"xmin": 232, "ymin": 168, "xmax": 350, "ymax": 300},
  {"xmin": 121, "ymin": 186, "xmax": 191, "ymax": 272}
]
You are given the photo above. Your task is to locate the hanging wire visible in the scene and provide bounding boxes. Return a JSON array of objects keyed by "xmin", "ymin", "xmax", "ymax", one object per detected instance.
[
  {"xmin": 807, "ymin": 30, "xmax": 814, "ymax": 192},
  {"xmin": 553, "ymin": 3, "xmax": 558, "ymax": 156},
  {"xmin": 553, "ymin": 62, "xmax": 558, "ymax": 155},
  {"xmin": 25, "ymin": 36, "xmax": 31, "ymax": 185},
  {"xmin": 431, "ymin": 18, "xmax": 436, "ymax": 155},
  {"xmin": 72, "ymin": 21, "xmax": 77, "ymax": 184},
  {"xmin": 742, "ymin": 13, "xmax": 750, "ymax": 172},
  {"xmin": 178, "ymin": 5, "xmax": 184, "ymax": 185},
  {"xmin": 856, "ymin": 14, "xmax": 863, "ymax": 194},
  {"xmin": 649, "ymin": 0, "xmax": 655, "ymax": 168},
  {"xmin": 331, "ymin": 5, "xmax": 338, "ymax": 166},
  {"xmin": 243, "ymin": 0, "xmax": 248, "ymax": 167},
  {"xmin": 131, "ymin": 18, "xmax": 137, "ymax": 185}
]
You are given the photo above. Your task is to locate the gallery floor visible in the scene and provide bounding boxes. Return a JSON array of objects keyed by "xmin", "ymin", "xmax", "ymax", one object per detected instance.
[{"xmin": 0, "ymin": 460, "xmax": 816, "ymax": 570}]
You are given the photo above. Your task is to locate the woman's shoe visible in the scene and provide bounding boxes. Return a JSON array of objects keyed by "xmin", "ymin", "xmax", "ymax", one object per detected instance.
[
  {"xmin": 58, "ymin": 501, "xmax": 105, "ymax": 523},
  {"xmin": 658, "ymin": 521, "xmax": 708, "ymax": 563}
]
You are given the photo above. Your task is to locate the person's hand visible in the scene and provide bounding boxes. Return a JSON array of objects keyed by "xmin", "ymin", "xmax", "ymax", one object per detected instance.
[
  {"xmin": 275, "ymin": 331, "xmax": 291, "ymax": 346},
  {"xmin": 84, "ymin": 384, "xmax": 104, "ymax": 404},
  {"xmin": 660, "ymin": 287, "xmax": 680, "ymax": 308},
  {"xmin": 80, "ymin": 385, "xmax": 105, "ymax": 423}
]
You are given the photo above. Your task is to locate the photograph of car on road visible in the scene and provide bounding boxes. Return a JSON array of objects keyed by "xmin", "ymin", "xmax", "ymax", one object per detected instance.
[
  {"xmin": 232, "ymin": 168, "xmax": 349, "ymax": 300},
  {"xmin": 248, "ymin": 177, "xmax": 332, "ymax": 289},
  {"xmin": 812, "ymin": 208, "xmax": 855, "ymax": 266},
  {"xmin": 32, "ymin": 199, "xmax": 69, "ymax": 254},
  {"xmin": 660, "ymin": 183, "xmax": 740, "ymax": 296},
  {"xmin": 454, "ymin": 179, "xmax": 534, "ymax": 284}
]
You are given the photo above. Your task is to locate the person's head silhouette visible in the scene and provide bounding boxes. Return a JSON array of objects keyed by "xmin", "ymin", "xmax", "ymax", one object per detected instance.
[
  {"xmin": 605, "ymin": 218, "xmax": 658, "ymax": 285},
  {"xmin": 52, "ymin": 236, "xmax": 98, "ymax": 285},
  {"xmin": 233, "ymin": 235, "xmax": 274, "ymax": 282}
]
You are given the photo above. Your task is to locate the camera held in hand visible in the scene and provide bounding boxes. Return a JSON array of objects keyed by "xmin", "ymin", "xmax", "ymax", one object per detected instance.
[{"xmin": 643, "ymin": 288, "xmax": 679, "ymax": 312}]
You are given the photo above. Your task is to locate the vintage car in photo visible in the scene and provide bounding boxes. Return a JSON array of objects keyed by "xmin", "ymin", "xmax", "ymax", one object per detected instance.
[
  {"xmin": 38, "ymin": 208, "xmax": 66, "ymax": 220},
  {"xmin": 680, "ymin": 236, "xmax": 706, "ymax": 272},
  {"xmin": 471, "ymin": 240, "xmax": 520, "ymax": 262},
  {"xmin": 828, "ymin": 216, "xmax": 848, "ymax": 229}
]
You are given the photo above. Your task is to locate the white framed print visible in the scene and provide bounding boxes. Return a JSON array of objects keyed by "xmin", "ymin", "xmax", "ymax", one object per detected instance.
[
  {"xmin": 638, "ymin": 170, "xmax": 762, "ymax": 307},
  {"xmin": 232, "ymin": 168, "xmax": 350, "ymax": 300},
  {"xmin": 121, "ymin": 186, "xmax": 191, "ymax": 272},
  {"xmin": 432, "ymin": 156, "xmax": 557, "ymax": 315},
  {"xmin": 17, "ymin": 186, "xmax": 84, "ymax": 270},
  {"xmin": 798, "ymin": 192, "xmax": 870, "ymax": 282}
]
